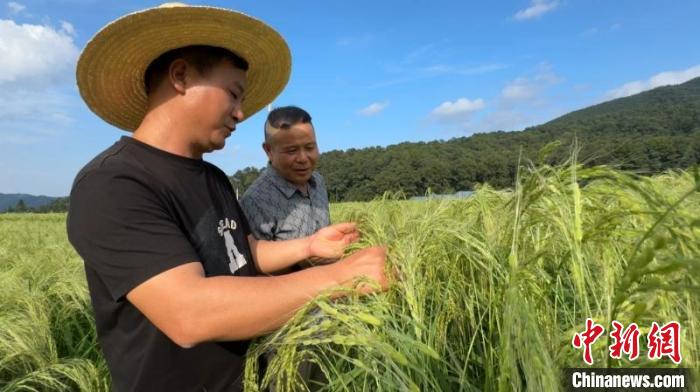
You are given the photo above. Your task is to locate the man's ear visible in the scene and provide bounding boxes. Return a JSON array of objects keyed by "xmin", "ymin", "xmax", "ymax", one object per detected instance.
[
  {"xmin": 168, "ymin": 59, "xmax": 189, "ymax": 94},
  {"xmin": 262, "ymin": 142, "xmax": 274, "ymax": 161}
]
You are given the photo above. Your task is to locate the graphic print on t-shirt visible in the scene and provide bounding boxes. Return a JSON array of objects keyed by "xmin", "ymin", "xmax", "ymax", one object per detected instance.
[{"xmin": 218, "ymin": 218, "xmax": 248, "ymax": 273}]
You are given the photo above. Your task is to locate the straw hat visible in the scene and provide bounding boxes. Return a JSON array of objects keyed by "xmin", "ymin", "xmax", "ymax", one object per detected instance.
[{"xmin": 76, "ymin": 3, "xmax": 291, "ymax": 131}]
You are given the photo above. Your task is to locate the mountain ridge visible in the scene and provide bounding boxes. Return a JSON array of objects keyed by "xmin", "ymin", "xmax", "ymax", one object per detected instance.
[{"xmin": 232, "ymin": 77, "xmax": 700, "ymax": 201}]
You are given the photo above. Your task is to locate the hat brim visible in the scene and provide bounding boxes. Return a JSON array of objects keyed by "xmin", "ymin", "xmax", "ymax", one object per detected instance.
[{"xmin": 76, "ymin": 5, "xmax": 291, "ymax": 131}]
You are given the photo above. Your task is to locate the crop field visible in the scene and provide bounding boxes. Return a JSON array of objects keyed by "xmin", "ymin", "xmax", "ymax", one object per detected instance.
[{"xmin": 1, "ymin": 161, "xmax": 699, "ymax": 391}]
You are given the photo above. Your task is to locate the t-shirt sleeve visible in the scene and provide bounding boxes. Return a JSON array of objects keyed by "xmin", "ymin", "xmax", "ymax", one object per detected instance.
[{"xmin": 67, "ymin": 170, "xmax": 200, "ymax": 301}]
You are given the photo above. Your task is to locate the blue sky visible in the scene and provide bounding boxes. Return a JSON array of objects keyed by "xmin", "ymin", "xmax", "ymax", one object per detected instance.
[{"xmin": 2, "ymin": 0, "xmax": 700, "ymax": 196}]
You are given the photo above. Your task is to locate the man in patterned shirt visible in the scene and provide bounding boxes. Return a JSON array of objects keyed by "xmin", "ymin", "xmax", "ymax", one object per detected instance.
[
  {"xmin": 240, "ymin": 106, "xmax": 330, "ymax": 269},
  {"xmin": 239, "ymin": 106, "xmax": 330, "ymax": 390}
]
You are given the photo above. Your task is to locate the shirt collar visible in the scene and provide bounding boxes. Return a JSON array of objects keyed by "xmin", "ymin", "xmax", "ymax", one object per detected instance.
[{"xmin": 265, "ymin": 164, "xmax": 317, "ymax": 199}]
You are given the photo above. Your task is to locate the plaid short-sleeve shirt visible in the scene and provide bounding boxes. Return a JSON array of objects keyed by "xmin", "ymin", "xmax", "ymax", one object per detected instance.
[{"xmin": 239, "ymin": 165, "xmax": 331, "ymax": 241}]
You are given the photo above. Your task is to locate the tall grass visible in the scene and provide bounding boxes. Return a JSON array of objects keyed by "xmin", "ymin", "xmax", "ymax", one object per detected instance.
[
  {"xmin": 0, "ymin": 214, "xmax": 109, "ymax": 392},
  {"xmin": 1, "ymin": 161, "xmax": 698, "ymax": 392},
  {"xmin": 244, "ymin": 160, "xmax": 700, "ymax": 391}
]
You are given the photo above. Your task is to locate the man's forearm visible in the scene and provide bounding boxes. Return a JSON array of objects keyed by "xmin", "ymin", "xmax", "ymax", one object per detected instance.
[
  {"xmin": 249, "ymin": 235, "xmax": 311, "ymax": 273},
  {"xmin": 180, "ymin": 263, "xmax": 345, "ymax": 344},
  {"xmin": 126, "ymin": 246, "xmax": 387, "ymax": 349}
]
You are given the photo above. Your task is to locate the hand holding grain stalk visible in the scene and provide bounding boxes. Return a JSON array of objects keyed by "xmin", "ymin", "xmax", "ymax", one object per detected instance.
[
  {"xmin": 307, "ymin": 222, "xmax": 360, "ymax": 260},
  {"xmin": 307, "ymin": 222, "xmax": 390, "ymax": 294},
  {"xmin": 334, "ymin": 245, "xmax": 390, "ymax": 294}
]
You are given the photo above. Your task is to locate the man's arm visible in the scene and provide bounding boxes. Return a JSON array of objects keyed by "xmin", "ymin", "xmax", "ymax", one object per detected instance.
[
  {"xmin": 126, "ymin": 246, "xmax": 387, "ymax": 348},
  {"xmin": 248, "ymin": 222, "xmax": 359, "ymax": 274}
]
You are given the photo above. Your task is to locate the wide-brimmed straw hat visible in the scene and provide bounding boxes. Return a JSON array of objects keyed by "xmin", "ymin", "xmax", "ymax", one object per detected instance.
[{"xmin": 76, "ymin": 2, "xmax": 291, "ymax": 131}]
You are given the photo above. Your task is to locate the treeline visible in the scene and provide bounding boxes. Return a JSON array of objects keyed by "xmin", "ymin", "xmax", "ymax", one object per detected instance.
[
  {"xmin": 231, "ymin": 77, "xmax": 700, "ymax": 202},
  {"xmin": 3, "ymin": 198, "xmax": 69, "ymax": 213}
]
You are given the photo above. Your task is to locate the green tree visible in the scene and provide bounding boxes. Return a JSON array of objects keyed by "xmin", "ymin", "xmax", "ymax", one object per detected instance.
[{"xmin": 228, "ymin": 77, "xmax": 700, "ymax": 202}]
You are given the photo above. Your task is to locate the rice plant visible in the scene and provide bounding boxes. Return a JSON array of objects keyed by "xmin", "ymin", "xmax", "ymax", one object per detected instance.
[
  {"xmin": 244, "ymin": 160, "xmax": 700, "ymax": 392},
  {"xmin": 1, "ymin": 159, "xmax": 698, "ymax": 391},
  {"xmin": 0, "ymin": 214, "xmax": 109, "ymax": 392}
]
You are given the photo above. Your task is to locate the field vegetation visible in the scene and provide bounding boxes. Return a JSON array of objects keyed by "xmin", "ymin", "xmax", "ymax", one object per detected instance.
[{"xmin": 1, "ymin": 159, "xmax": 698, "ymax": 391}]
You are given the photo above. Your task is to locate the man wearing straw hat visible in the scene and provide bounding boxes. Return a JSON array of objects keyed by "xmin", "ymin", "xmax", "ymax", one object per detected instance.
[{"xmin": 66, "ymin": 4, "xmax": 388, "ymax": 392}]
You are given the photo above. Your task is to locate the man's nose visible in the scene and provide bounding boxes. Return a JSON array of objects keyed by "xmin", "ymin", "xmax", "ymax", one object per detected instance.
[
  {"xmin": 296, "ymin": 150, "xmax": 309, "ymax": 163},
  {"xmin": 231, "ymin": 107, "xmax": 244, "ymax": 123}
]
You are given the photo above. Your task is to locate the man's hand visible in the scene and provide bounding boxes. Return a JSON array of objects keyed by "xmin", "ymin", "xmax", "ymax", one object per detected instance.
[
  {"xmin": 332, "ymin": 246, "xmax": 389, "ymax": 294},
  {"xmin": 307, "ymin": 222, "xmax": 360, "ymax": 260}
]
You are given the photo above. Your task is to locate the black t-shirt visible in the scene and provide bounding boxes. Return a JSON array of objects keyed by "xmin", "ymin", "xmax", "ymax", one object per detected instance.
[{"xmin": 67, "ymin": 136, "xmax": 257, "ymax": 392}]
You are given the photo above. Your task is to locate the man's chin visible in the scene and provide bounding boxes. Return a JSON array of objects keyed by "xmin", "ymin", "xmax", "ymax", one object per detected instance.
[
  {"xmin": 204, "ymin": 140, "xmax": 226, "ymax": 154},
  {"xmin": 281, "ymin": 172, "xmax": 308, "ymax": 185},
  {"xmin": 294, "ymin": 174, "xmax": 313, "ymax": 184},
  {"xmin": 215, "ymin": 135, "xmax": 230, "ymax": 148}
]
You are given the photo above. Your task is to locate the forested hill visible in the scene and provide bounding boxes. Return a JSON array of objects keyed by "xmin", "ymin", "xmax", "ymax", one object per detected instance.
[
  {"xmin": 230, "ymin": 77, "xmax": 700, "ymax": 202},
  {"xmin": 0, "ymin": 194, "xmax": 69, "ymax": 213},
  {"xmin": 0, "ymin": 194, "xmax": 56, "ymax": 212}
]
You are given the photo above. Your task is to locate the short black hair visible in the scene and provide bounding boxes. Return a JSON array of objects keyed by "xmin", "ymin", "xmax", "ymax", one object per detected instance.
[
  {"xmin": 144, "ymin": 45, "xmax": 249, "ymax": 95},
  {"xmin": 264, "ymin": 106, "xmax": 313, "ymax": 143},
  {"xmin": 266, "ymin": 106, "xmax": 312, "ymax": 129}
]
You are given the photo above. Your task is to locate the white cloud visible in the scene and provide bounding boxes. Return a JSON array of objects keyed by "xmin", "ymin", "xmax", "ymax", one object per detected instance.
[
  {"xmin": 502, "ymin": 63, "xmax": 561, "ymax": 103},
  {"xmin": 431, "ymin": 98, "xmax": 485, "ymax": 122},
  {"xmin": 475, "ymin": 109, "xmax": 535, "ymax": 133},
  {"xmin": 60, "ymin": 20, "xmax": 75, "ymax": 36},
  {"xmin": 358, "ymin": 101, "xmax": 389, "ymax": 116},
  {"xmin": 514, "ymin": 0, "xmax": 559, "ymax": 21},
  {"xmin": 0, "ymin": 18, "xmax": 80, "ymax": 144},
  {"xmin": 502, "ymin": 78, "xmax": 538, "ymax": 101},
  {"xmin": 428, "ymin": 65, "xmax": 560, "ymax": 131},
  {"xmin": 7, "ymin": 2, "xmax": 25, "ymax": 14},
  {"xmin": 606, "ymin": 64, "xmax": 700, "ymax": 99},
  {"xmin": 457, "ymin": 63, "xmax": 563, "ymax": 134},
  {"xmin": 0, "ymin": 19, "xmax": 80, "ymax": 87}
]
